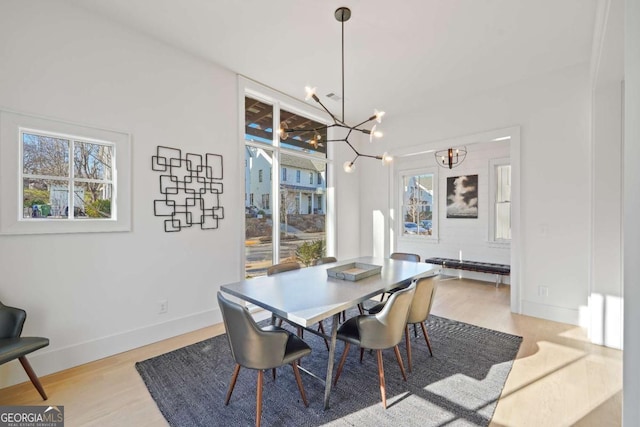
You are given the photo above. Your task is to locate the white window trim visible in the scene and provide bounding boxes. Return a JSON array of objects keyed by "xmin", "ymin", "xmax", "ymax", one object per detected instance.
[
  {"xmin": 397, "ymin": 166, "xmax": 439, "ymax": 243},
  {"xmin": 488, "ymin": 157, "xmax": 511, "ymax": 245},
  {"xmin": 0, "ymin": 110, "xmax": 131, "ymax": 235}
]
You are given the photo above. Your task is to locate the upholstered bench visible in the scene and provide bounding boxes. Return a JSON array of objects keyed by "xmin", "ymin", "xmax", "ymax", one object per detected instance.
[{"xmin": 424, "ymin": 257, "xmax": 510, "ymax": 287}]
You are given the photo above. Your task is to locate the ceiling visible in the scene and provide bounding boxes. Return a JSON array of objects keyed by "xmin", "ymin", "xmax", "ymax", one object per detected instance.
[{"xmin": 67, "ymin": 0, "xmax": 599, "ymax": 123}]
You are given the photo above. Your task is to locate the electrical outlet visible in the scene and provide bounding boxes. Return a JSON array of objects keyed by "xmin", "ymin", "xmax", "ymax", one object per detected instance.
[
  {"xmin": 538, "ymin": 286, "xmax": 549, "ymax": 297},
  {"xmin": 158, "ymin": 299, "xmax": 168, "ymax": 314}
]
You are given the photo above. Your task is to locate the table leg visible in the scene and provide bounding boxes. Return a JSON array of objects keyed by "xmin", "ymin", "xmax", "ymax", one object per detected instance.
[{"xmin": 323, "ymin": 312, "xmax": 341, "ymax": 409}]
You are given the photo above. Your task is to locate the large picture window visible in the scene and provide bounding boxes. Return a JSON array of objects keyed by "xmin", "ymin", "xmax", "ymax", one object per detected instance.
[
  {"xmin": 243, "ymin": 91, "xmax": 330, "ymax": 278},
  {"xmin": 0, "ymin": 110, "xmax": 131, "ymax": 234}
]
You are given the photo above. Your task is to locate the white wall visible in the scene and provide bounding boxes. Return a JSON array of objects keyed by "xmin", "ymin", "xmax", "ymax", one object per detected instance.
[
  {"xmin": 624, "ymin": 0, "xmax": 640, "ymax": 424},
  {"xmin": 360, "ymin": 64, "xmax": 591, "ymax": 325},
  {"xmin": 0, "ymin": 1, "xmax": 241, "ymax": 386},
  {"xmin": 590, "ymin": 0, "xmax": 624, "ymax": 349}
]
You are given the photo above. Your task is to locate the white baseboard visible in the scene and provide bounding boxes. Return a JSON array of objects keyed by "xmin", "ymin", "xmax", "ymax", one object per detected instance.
[
  {"xmin": 0, "ymin": 308, "xmax": 222, "ymax": 389},
  {"xmin": 521, "ymin": 299, "xmax": 580, "ymax": 325}
]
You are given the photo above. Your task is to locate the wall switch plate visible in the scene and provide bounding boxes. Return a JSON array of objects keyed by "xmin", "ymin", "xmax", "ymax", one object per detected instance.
[{"xmin": 538, "ymin": 286, "xmax": 549, "ymax": 297}]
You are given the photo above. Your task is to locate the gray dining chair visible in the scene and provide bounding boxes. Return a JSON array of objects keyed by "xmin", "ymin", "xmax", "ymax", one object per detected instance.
[
  {"xmin": 266, "ymin": 261, "xmax": 300, "ymax": 276},
  {"xmin": 376, "ymin": 252, "xmax": 421, "ymax": 302},
  {"xmin": 0, "ymin": 301, "xmax": 49, "ymax": 400},
  {"xmin": 333, "ymin": 282, "xmax": 416, "ymax": 409},
  {"xmin": 268, "ymin": 261, "xmax": 330, "ymax": 350},
  {"xmin": 217, "ymin": 292, "xmax": 311, "ymax": 427},
  {"xmin": 312, "ymin": 256, "xmax": 337, "ymax": 266},
  {"xmin": 368, "ymin": 275, "xmax": 439, "ymax": 372}
]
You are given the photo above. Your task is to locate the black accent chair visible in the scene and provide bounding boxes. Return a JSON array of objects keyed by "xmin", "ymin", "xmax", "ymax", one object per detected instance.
[
  {"xmin": 0, "ymin": 301, "xmax": 49, "ymax": 400},
  {"xmin": 217, "ymin": 292, "xmax": 311, "ymax": 427},
  {"xmin": 333, "ymin": 282, "xmax": 416, "ymax": 409}
]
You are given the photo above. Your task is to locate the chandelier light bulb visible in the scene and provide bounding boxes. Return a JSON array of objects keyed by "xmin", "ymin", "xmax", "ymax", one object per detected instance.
[
  {"xmin": 305, "ymin": 86, "xmax": 317, "ymax": 101},
  {"xmin": 381, "ymin": 152, "xmax": 393, "ymax": 165},
  {"xmin": 343, "ymin": 161, "xmax": 355, "ymax": 173},
  {"xmin": 374, "ymin": 110, "xmax": 386, "ymax": 123}
]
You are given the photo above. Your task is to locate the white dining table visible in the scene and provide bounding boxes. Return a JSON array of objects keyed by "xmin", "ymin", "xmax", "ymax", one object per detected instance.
[{"xmin": 220, "ymin": 256, "xmax": 439, "ymax": 409}]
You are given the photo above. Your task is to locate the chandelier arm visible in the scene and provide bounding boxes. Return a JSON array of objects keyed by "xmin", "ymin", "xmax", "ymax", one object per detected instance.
[
  {"xmin": 351, "ymin": 116, "xmax": 377, "ymax": 130},
  {"xmin": 343, "ymin": 139, "xmax": 361, "ymax": 156},
  {"xmin": 358, "ymin": 153, "xmax": 384, "ymax": 160},
  {"xmin": 312, "ymin": 97, "xmax": 347, "ymax": 126}
]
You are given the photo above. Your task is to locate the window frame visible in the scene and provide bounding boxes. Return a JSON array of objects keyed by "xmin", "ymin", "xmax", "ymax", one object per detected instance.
[
  {"xmin": 0, "ymin": 110, "xmax": 131, "ymax": 235},
  {"xmin": 240, "ymin": 77, "xmax": 335, "ymax": 276},
  {"xmin": 488, "ymin": 157, "xmax": 511, "ymax": 244},
  {"xmin": 397, "ymin": 167, "xmax": 439, "ymax": 242}
]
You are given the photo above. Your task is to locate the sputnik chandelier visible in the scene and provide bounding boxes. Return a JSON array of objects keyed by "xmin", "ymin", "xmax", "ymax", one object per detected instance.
[
  {"xmin": 280, "ymin": 7, "xmax": 392, "ymax": 173},
  {"xmin": 435, "ymin": 146, "xmax": 467, "ymax": 169}
]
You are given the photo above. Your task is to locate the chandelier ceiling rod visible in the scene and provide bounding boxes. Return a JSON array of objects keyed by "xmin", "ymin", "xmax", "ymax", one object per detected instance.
[{"xmin": 280, "ymin": 6, "xmax": 392, "ymax": 173}]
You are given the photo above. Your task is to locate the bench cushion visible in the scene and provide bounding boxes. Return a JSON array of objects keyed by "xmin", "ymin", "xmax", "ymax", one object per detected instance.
[{"xmin": 424, "ymin": 257, "xmax": 510, "ymax": 275}]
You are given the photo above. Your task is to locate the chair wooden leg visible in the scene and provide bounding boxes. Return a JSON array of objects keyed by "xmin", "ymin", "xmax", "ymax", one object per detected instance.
[
  {"xmin": 420, "ymin": 322, "xmax": 433, "ymax": 356},
  {"xmin": 317, "ymin": 321, "xmax": 330, "ymax": 351},
  {"xmin": 360, "ymin": 348, "xmax": 364, "ymax": 363},
  {"xmin": 225, "ymin": 364, "xmax": 241, "ymax": 405},
  {"xmin": 414, "ymin": 323, "xmax": 418, "ymax": 338},
  {"xmin": 405, "ymin": 325, "xmax": 413, "ymax": 373},
  {"xmin": 357, "ymin": 304, "xmax": 364, "ymax": 315},
  {"xmin": 276, "ymin": 318, "xmax": 283, "ymax": 327},
  {"xmin": 376, "ymin": 349, "xmax": 387, "ymax": 409},
  {"xmin": 256, "ymin": 369, "xmax": 263, "ymax": 427},
  {"xmin": 272, "ymin": 368, "xmax": 276, "ymax": 380},
  {"xmin": 393, "ymin": 345, "xmax": 407, "ymax": 381},
  {"xmin": 334, "ymin": 342, "xmax": 350, "ymax": 386},
  {"xmin": 18, "ymin": 356, "xmax": 47, "ymax": 400},
  {"xmin": 291, "ymin": 362, "xmax": 309, "ymax": 407}
]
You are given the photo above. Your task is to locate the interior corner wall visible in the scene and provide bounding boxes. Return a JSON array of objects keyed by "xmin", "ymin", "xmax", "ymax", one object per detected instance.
[
  {"xmin": 590, "ymin": 82, "xmax": 623, "ymax": 349},
  {"xmin": 624, "ymin": 0, "xmax": 640, "ymax": 424},
  {"xmin": 0, "ymin": 1, "xmax": 240, "ymax": 387},
  {"xmin": 359, "ymin": 64, "xmax": 591, "ymax": 325}
]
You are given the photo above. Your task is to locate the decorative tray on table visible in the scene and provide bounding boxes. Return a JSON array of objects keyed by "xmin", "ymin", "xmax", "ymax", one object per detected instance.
[{"xmin": 326, "ymin": 262, "xmax": 382, "ymax": 281}]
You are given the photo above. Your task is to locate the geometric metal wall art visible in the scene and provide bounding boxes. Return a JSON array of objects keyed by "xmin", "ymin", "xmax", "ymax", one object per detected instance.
[{"xmin": 151, "ymin": 146, "xmax": 224, "ymax": 232}]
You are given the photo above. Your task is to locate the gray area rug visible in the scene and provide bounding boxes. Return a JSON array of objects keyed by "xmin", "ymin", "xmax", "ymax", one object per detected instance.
[{"xmin": 136, "ymin": 313, "xmax": 522, "ymax": 427}]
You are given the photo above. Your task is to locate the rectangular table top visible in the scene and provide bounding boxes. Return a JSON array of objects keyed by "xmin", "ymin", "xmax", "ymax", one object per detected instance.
[{"xmin": 220, "ymin": 256, "xmax": 439, "ymax": 327}]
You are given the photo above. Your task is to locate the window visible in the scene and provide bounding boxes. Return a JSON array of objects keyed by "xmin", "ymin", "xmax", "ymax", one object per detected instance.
[
  {"xmin": 244, "ymin": 89, "xmax": 330, "ymax": 278},
  {"xmin": 22, "ymin": 130, "xmax": 114, "ymax": 220},
  {"xmin": 399, "ymin": 170, "xmax": 436, "ymax": 238},
  {"xmin": 490, "ymin": 159, "xmax": 511, "ymax": 241},
  {"xmin": 258, "ymin": 169, "xmax": 263, "ymax": 183},
  {"xmin": 250, "ymin": 193, "xmax": 254, "ymax": 205},
  {"xmin": 0, "ymin": 110, "xmax": 131, "ymax": 234},
  {"xmin": 317, "ymin": 172, "xmax": 322, "ymax": 184}
]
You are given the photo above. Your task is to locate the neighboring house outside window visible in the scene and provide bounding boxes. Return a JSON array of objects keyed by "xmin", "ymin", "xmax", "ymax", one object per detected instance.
[{"xmin": 243, "ymin": 88, "xmax": 330, "ymax": 278}]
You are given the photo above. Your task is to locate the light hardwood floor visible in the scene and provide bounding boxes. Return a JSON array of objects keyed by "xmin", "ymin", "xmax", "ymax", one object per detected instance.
[{"xmin": 0, "ymin": 278, "xmax": 622, "ymax": 426}]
